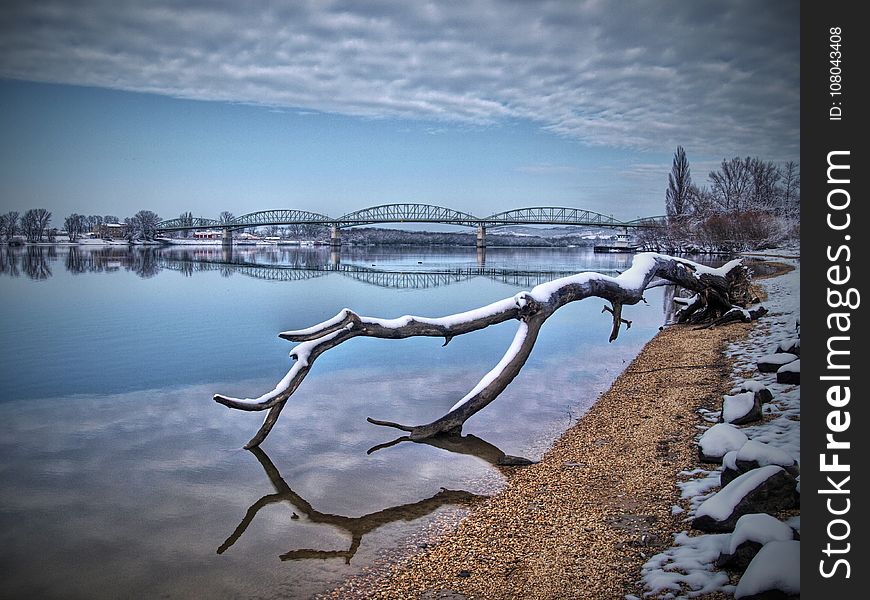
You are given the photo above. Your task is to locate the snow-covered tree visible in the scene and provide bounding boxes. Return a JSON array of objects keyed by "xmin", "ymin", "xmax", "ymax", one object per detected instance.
[{"xmin": 126, "ymin": 210, "xmax": 161, "ymax": 241}]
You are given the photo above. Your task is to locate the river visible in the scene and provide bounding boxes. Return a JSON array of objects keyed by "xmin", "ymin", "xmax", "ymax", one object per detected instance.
[{"xmin": 0, "ymin": 244, "xmax": 676, "ymax": 599}]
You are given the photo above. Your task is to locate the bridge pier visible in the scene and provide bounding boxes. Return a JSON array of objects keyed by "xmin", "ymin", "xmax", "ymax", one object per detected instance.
[
  {"xmin": 476, "ymin": 225, "xmax": 486, "ymax": 249},
  {"xmin": 329, "ymin": 225, "xmax": 341, "ymax": 248},
  {"xmin": 222, "ymin": 229, "xmax": 233, "ymax": 246}
]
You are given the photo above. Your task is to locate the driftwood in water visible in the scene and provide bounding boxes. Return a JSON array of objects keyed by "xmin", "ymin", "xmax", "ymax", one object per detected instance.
[{"xmin": 215, "ymin": 253, "xmax": 763, "ymax": 448}]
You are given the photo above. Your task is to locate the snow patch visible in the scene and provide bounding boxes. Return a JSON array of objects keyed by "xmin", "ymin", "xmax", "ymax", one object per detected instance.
[
  {"xmin": 640, "ymin": 531, "xmax": 734, "ymax": 598},
  {"xmin": 736, "ymin": 440, "xmax": 796, "ymax": 468},
  {"xmin": 728, "ymin": 380, "xmax": 767, "ymax": 395},
  {"xmin": 777, "ymin": 359, "xmax": 800, "ymax": 374},
  {"xmin": 756, "ymin": 352, "xmax": 798, "ymax": 367}
]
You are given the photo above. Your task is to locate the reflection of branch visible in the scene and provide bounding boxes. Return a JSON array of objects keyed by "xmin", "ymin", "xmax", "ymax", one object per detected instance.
[
  {"xmin": 368, "ymin": 432, "xmax": 535, "ymax": 468},
  {"xmin": 217, "ymin": 447, "xmax": 484, "ymax": 564}
]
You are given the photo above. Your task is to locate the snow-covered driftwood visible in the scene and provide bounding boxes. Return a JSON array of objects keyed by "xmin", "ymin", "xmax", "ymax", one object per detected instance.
[{"xmin": 215, "ymin": 253, "xmax": 764, "ymax": 448}]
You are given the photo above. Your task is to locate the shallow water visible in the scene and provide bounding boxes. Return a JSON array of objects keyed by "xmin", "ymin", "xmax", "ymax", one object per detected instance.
[{"xmin": 0, "ymin": 244, "xmax": 675, "ymax": 598}]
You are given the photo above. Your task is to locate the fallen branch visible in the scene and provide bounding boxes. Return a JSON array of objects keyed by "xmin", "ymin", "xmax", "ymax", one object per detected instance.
[{"xmin": 215, "ymin": 253, "xmax": 764, "ymax": 447}]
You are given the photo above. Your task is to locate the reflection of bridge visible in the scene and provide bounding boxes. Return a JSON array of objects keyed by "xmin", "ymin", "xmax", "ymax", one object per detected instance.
[
  {"xmin": 157, "ymin": 203, "xmax": 665, "ymax": 248},
  {"xmin": 157, "ymin": 255, "xmax": 594, "ymax": 289}
]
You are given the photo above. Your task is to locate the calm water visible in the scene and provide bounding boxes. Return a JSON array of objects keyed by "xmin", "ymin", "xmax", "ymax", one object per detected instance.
[{"xmin": 1, "ymin": 244, "xmax": 675, "ymax": 599}]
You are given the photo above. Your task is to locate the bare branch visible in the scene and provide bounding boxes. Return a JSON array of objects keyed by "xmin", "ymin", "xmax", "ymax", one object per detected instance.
[
  {"xmin": 602, "ymin": 303, "xmax": 632, "ymax": 342},
  {"xmin": 215, "ymin": 253, "xmax": 764, "ymax": 447}
]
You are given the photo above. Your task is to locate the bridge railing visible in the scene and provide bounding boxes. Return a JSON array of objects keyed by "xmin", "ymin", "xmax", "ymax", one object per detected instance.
[
  {"xmin": 336, "ymin": 203, "xmax": 480, "ymax": 228},
  {"xmin": 157, "ymin": 204, "xmax": 665, "ymax": 231}
]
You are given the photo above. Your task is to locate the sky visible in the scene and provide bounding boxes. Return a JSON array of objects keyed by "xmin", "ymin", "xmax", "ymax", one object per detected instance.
[{"xmin": 0, "ymin": 0, "xmax": 799, "ymax": 223}]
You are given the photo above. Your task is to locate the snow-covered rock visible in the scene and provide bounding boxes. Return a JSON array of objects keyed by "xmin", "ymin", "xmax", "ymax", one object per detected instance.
[
  {"xmin": 776, "ymin": 359, "xmax": 800, "ymax": 385},
  {"xmin": 722, "ymin": 441, "xmax": 800, "ymax": 486},
  {"xmin": 698, "ymin": 423, "xmax": 749, "ymax": 463},
  {"xmin": 736, "ymin": 440, "xmax": 797, "ymax": 471},
  {"xmin": 721, "ymin": 450, "xmax": 741, "ymax": 486},
  {"xmin": 729, "ymin": 380, "xmax": 773, "ymax": 404},
  {"xmin": 693, "ymin": 466, "xmax": 798, "ymax": 532},
  {"xmin": 722, "ymin": 392, "xmax": 762, "ymax": 425},
  {"xmin": 716, "ymin": 514, "xmax": 796, "ymax": 570},
  {"xmin": 734, "ymin": 540, "xmax": 799, "ymax": 599},
  {"xmin": 756, "ymin": 353, "xmax": 798, "ymax": 373},
  {"xmin": 776, "ymin": 338, "xmax": 800, "ymax": 356}
]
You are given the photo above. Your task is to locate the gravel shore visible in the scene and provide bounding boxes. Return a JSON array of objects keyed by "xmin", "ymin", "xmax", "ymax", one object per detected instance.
[{"xmin": 327, "ymin": 317, "xmax": 752, "ymax": 599}]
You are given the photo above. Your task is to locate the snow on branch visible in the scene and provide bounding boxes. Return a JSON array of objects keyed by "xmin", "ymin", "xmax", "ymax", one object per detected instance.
[{"xmin": 215, "ymin": 253, "xmax": 761, "ymax": 448}]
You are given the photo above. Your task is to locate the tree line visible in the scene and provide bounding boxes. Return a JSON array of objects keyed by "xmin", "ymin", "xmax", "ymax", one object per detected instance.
[
  {"xmin": 0, "ymin": 209, "xmax": 163, "ymax": 243},
  {"xmin": 639, "ymin": 147, "xmax": 800, "ymax": 252}
]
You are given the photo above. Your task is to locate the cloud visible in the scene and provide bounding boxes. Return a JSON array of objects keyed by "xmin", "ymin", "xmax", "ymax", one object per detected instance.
[{"xmin": 0, "ymin": 0, "xmax": 798, "ymax": 157}]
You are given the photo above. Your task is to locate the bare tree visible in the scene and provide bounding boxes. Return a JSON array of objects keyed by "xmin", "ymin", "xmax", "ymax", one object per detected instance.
[
  {"xmin": 1, "ymin": 211, "xmax": 20, "ymax": 242},
  {"xmin": 779, "ymin": 161, "xmax": 800, "ymax": 218},
  {"xmin": 747, "ymin": 158, "xmax": 781, "ymax": 211},
  {"xmin": 103, "ymin": 215, "xmax": 119, "ymax": 224},
  {"xmin": 215, "ymin": 254, "xmax": 765, "ymax": 448},
  {"xmin": 64, "ymin": 213, "xmax": 87, "ymax": 241},
  {"xmin": 665, "ymin": 146, "xmax": 693, "ymax": 217},
  {"xmin": 709, "ymin": 157, "xmax": 753, "ymax": 213},
  {"xmin": 21, "ymin": 208, "xmax": 52, "ymax": 242},
  {"xmin": 88, "ymin": 215, "xmax": 104, "ymax": 234},
  {"xmin": 219, "ymin": 211, "xmax": 235, "ymax": 225}
]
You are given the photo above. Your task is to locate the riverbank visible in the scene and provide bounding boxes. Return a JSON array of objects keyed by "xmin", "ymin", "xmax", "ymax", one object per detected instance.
[{"xmin": 329, "ymin": 261, "xmax": 795, "ymax": 599}]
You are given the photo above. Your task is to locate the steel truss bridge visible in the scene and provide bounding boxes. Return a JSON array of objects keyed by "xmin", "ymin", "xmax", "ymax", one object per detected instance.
[
  {"xmin": 156, "ymin": 255, "xmax": 604, "ymax": 290},
  {"xmin": 156, "ymin": 204, "xmax": 665, "ymax": 247}
]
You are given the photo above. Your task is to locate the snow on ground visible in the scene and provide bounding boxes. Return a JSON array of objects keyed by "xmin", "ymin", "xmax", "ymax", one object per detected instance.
[
  {"xmin": 640, "ymin": 531, "xmax": 734, "ymax": 599},
  {"xmin": 639, "ymin": 259, "xmax": 800, "ymax": 599}
]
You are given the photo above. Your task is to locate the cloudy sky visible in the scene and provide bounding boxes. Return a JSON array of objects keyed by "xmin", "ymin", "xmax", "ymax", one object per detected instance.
[{"xmin": 0, "ymin": 0, "xmax": 799, "ymax": 221}]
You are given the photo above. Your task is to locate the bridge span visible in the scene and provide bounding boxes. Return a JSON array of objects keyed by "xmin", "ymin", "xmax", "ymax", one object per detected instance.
[{"xmin": 156, "ymin": 203, "xmax": 665, "ymax": 248}]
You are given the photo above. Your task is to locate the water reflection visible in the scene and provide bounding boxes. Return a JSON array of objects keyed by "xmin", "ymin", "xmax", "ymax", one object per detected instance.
[
  {"xmin": 1, "ymin": 244, "xmax": 629, "ymax": 289},
  {"xmin": 368, "ymin": 432, "xmax": 535, "ymax": 469},
  {"xmin": 17, "ymin": 246, "xmax": 55, "ymax": 280},
  {"xmin": 218, "ymin": 447, "xmax": 484, "ymax": 564}
]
